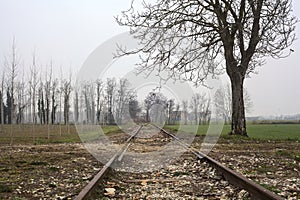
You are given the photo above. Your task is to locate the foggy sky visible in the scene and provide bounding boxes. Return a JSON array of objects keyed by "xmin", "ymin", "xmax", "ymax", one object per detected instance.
[{"xmin": 0, "ymin": 0, "xmax": 299, "ymax": 117}]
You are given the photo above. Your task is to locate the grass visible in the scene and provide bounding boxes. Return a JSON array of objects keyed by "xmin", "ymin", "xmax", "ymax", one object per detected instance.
[
  {"xmin": 0, "ymin": 123, "xmax": 299, "ymax": 144},
  {"xmin": 0, "ymin": 124, "xmax": 121, "ymax": 145},
  {"xmin": 165, "ymin": 124, "xmax": 300, "ymax": 141},
  {"xmin": 276, "ymin": 149, "xmax": 300, "ymax": 161}
]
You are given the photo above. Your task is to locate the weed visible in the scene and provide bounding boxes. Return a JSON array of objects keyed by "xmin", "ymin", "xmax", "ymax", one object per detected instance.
[
  {"xmin": 173, "ymin": 171, "xmax": 190, "ymax": 176},
  {"xmin": 256, "ymin": 164, "xmax": 275, "ymax": 174},
  {"xmin": 0, "ymin": 184, "xmax": 12, "ymax": 193},
  {"xmin": 48, "ymin": 183, "xmax": 57, "ymax": 188},
  {"xmin": 259, "ymin": 183, "xmax": 281, "ymax": 194},
  {"xmin": 49, "ymin": 166, "xmax": 60, "ymax": 172},
  {"xmin": 294, "ymin": 155, "xmax": 300, "ymax": 162},
  {"xmin": 244, "ymin": 170, "xmax": 256, "ymax": 175},
  {"xmin": 276, "ymin": 149, "xmax": 291, "ymax": 157}
]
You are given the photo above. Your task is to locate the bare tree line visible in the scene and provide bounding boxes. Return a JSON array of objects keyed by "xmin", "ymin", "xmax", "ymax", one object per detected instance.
[
  {"xmin": 0, "ymin": 41, "xmax": 74, "ymax": 127},
  {"xmin": 0, "ymin": 40, "xmax": 253, "ymax": 129}
]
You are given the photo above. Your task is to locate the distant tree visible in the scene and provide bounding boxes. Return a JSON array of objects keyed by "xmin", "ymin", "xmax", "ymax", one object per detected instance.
[
  {"xmin": 37, "ymin": 82, "xmax": 46, "ymax": 124},
  {"xmin": 63, "ymin": 78, "xmax": 72, "ymax": 125},
  {"xmin": 4, "ymin": 38, "xmax": 19, "ymax": 124},
  {"xmin": 51, "ymin": 79, "xmax": 58, "ymax": 124},
  {"xmin": 0, "ymin": 71, "xmax": 5, "ymax": 126},
  {"xmin": 190, "ymin": 93, "xmax": 204, "ymax": 125},
  {"xmin": 214, "ymin": 84, "xmax": 232, "ymax": 124},
  {"xmin": 82, "ymin": 82, "xmax": 92, "ymax": 124},
  {"xmin": 201, "ymin": 98, "xmax": 211, "ymax": 125},
  {"xmin": 29, "ymin": 51, "xmax": 39, "ymax": 124},
  {"xmin": 144, "ymin": 93, "xmax": 154, "ymax": 122},
  {"xmin": 166, "ymin": 99, "xmax": 175, "ymax": 125},
  {"xmin": 106, "ymin": 78, "xmax": 116, "ymax": 125},
  {"xmin": 95, "ymin": 79, "xmax": 104, "ymax": 124},
  {"xmin": 15, "ymin": 80, "xmax": 26, "ymax": 124},
  {"xmin": 174, "ymin": 104, "xmax": 181, "ymax": 124},
  {"xmin": 144, "ymin": 92, "xmax": 167, "ymax": 123},
  {"xmin": 44, "ymin": 64, "xmax": 53, "ymax": 124},
  {"xmin": 0, "ymin": 91, "xmax": 3, "ymax": 125},
  {"xmin": 215, "ymin": 84, "xmax": 253, "ymax": 124},
  {"xmin": 74, "ymin": 89, "xmax": 79, "ymax": 124},
  {"xmin": 115, "ymin": 79, "xmax": 131, "ymax": 124},
  {"xmin": 181, "ymin": 100, "xmax": 188, "ymax": 125},
  {"xmin": 117, "ymin": 0, "xmax": 297, "ymax": 136},
  {"xmin": 129, "ymin": 99, "xmax": 141, "ymax": 121},
  {"xmin": 6, "ymin": 89, "xmax": 12, "ymax": 124}
]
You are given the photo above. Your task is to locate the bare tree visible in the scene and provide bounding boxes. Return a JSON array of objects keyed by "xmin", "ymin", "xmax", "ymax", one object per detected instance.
[
  {"xmin": 129, "ymin": 98, "xmax": 141, "ymax": 122},
  {"xmin": 144, "ymin": 92, "xmax": 155, "ymax": 122},
  {"xmin": 4, "ymin": 38, "xmax": 21, "ymax": 145},
  {"xmin": 144, "ymin": 92, "xmax": 167, "ymax": 123},
  {"xmin": 96, "ymin": 79, "xmax": 104, "ymax": 124},
  {"xmin": 201, "ymin": 98, "xmax": 211, "ymax": 125},
  {"xmin": 182, "ymin": 100, "xmax": 188, "ymax": 125},
  {"xmin": 166, "ymin": 99, "xmax": 175, "ymax": 125},
  {"xmin": 63, "ymin": 77, "xmax": 72, "ymax": 126},
  {"xmin": 0, "ymin": 70, "xmax": 5, "ymax": 127},
  {"xmin": 215, "ymin": 84, "xmax": 253, "ymax": 124},
  {"xmin": 214, "ymin": 84, "xmax": 232, "ymax": 124},
  {"xmin": 106, "ymin": 78, "xmax": 116, "ymax": 125},
  {"xmin": 4, "ymin": 38, "xmax": 20, "ymax": 125},
  {"xmin": 117, "ymin": 0, "xmax": 297, "ymax": 136},
  {"xmin": 44, "ymin": 62, "xmax": 53, "ymax": 125},
  {"xmin": 74, "ymin": 89, "xmax": 79, "ymax": 124},
  {"xmin": 15, "ymin": 75, "xmax": 27, "ymax": 124},
  {"xmin": 51, "ymin": 78, "xmax": 58, "ymax": 125},
  {"xmin": 174, "ymin": 104, "xmax": 181, "ymax": 124},
  {"xmin": 0, "ymin": 89, "xmax": 3, "ymax": 126},
  {"xmin": 190, "ymin": 93, "xmax": 205, "ymax": 125},
  {"xmin": 29, "ymin": 51, "xmax": 39, "ymax": 125},
  {"xmin": 37, "ymin": 80, "xmax": 45, "ymax": 124},
  {"xmin": 82, "ymin": 82, "xmax": 92, "ymax": 124},
  {"xmin": 115, "ymin": 79, "xmax": 132, "ymax": 124}
]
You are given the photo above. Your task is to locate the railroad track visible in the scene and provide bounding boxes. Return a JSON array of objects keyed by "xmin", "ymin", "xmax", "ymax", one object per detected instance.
[
  {"xmin": 75, "ymin": 125, "xmax": 143, "ymax": 200},
  {"xmin": 75, "ymin": 124, "xmax": 284, "ymax": 200}
]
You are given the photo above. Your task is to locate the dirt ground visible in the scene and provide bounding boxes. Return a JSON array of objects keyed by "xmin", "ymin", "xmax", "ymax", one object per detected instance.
[
  {"xmin": 0, "ymin": 136, "xmax": 299, "ymax": 199},
  {"xmin": 207, "ymin": 139, "xmax": 300, "ymax": 199},
  {"xmin": 0, "ymin": 144, "xmax": 101, "ymax": 199}
]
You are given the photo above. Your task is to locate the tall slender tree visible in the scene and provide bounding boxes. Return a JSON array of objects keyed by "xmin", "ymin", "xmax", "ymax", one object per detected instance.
[
  {"xmin": 96, "ymin": 79, "xmax": 104, "ymax": 124},
  {"xmin": 182, "ymin": 100, "xmax": 188, "ymax": 125},
  {"xmin": 4, "ymin": 38, "xmax": 19, "ymax": 125},
  {"xmin": 106, "ymin": 78, "xmax": 116, "ymax": 125},
  {"xmin": 29, "ymin": 51, "xmax": 39, "ymax": 124},
  {"xmin": 0, "ymin": 70, "xmax": 5, "ymax": 127}
]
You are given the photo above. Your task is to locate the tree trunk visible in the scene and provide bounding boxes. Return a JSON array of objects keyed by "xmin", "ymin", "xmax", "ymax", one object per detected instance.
[{"xmin": 229, "ymin": 72, "xmax": 247, "ymax": 136}]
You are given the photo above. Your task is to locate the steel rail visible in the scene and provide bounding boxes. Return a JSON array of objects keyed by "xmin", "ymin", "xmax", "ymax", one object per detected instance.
[
  {"xmin": 75, "ymin": 125, "xmax": 143, "ymax": 200},
  {"xmin": 152, "ymin": 124, "xmax": 284, "ymax": 200}
]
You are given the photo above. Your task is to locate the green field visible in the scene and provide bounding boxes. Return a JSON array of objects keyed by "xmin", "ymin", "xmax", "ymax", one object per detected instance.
[
  {"xmin": 165, "ymin": 124, "xmax": 300, "ymax": 141},
  {"xmin": 0, "ymin": 123, "xmax": 299, "ymax": 145}
]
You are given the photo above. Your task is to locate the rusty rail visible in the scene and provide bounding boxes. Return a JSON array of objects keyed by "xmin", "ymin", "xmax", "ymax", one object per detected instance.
[
  {"xmin": 75, "ymin": 125, "xmax": 143, "ymax": 200},
  {"xmin": 152, "ymin": 124, "xmax": 284, "ymax": 200}
]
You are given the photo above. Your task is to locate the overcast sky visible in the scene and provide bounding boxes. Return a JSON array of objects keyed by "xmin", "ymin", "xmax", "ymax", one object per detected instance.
[{"xmin": 0, "ymin": 0, "xmax": 299, "ymax": 117}]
